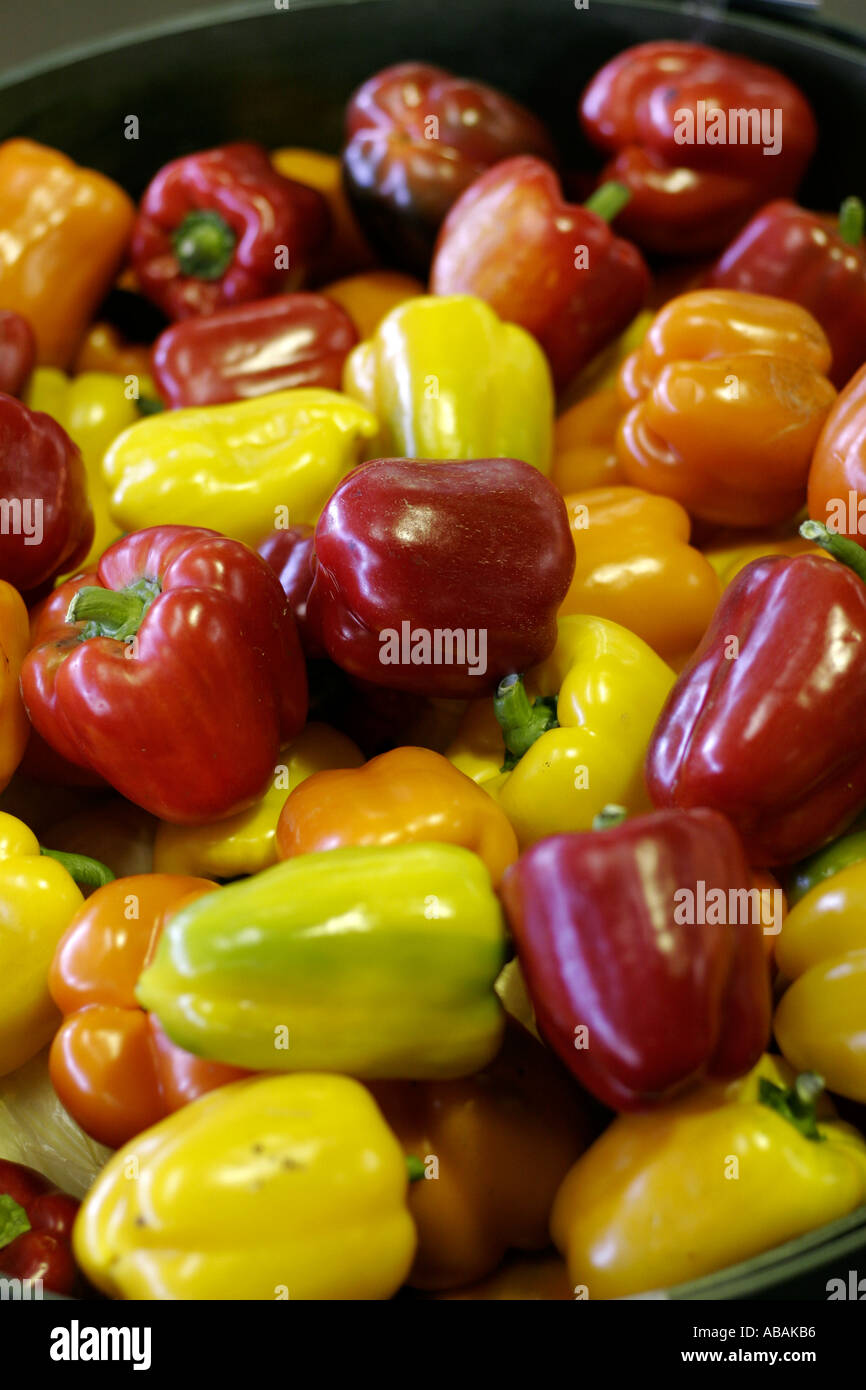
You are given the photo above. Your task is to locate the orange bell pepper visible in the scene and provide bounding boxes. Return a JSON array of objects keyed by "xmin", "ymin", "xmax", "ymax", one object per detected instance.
[
  {"xmin": 0, "ymin": 581, "xmax": 29, "ymax": 793},
  {"xmin": 369, "ymin": 1021, "xmax": 595, "ymax": 1290},
  {"xmin": 72, "ymin": 322, "xmax": 154, "ymax": 379},
  {"xmin": 48, "ymin": 874, "xmax": 246, "ymax": 1148},
  {"xmin": 551, "ymin": 388, "xmax": 626, "ymax": 495},
  {"xmin": 276, "ymin": 746, "xmax": 517, "ymax": 888},
  {"xmin": 559, "ymin": 485, "xmax": 720, "ymax": 666},
  {"xmin": 321, "ymin": 269, "xmax": 425, "ymax": 340},
  {"xmin": 0, "ymin": 140, "xmax": 134, "ymax": 368},
  {"xmin": 616, "ymin": 290, "xmax": 836, "ymax": 527},
  {"xmin": 270, "ymin": 147, "xmax": 376, "ymax": 281}
]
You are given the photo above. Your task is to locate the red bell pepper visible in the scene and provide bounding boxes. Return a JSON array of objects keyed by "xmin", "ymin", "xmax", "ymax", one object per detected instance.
[
  {"xmin": 500, "ymin": 808, "xmax": 771, "ymax": 1112},
  {"xmin": 0, "ymin": 393, "xmax": 93, "ymax": 599},
  {"xmin": 342, "ymin": 62, "xmax": 554, "ymax": 274},
  {"xmin": 0, "ymin": 1159, "xmax": 82, "ymax": 1296},
  {"xmin": 430, "ymin": 161, "xmax": 649, "ymax": 391},
  {"xmin": 0, "ymin": 310, "xmax": 36, "ymax": 397},
  {"xmin": 647, "ymin": 538, "xmax": 866, "ymax": 865},
  {"xmin": 20, "ymin": 525, "xmax": 308, "ymax": 822},
  {"xmin": 308, "ymin": 457, "xmax": 574, "ymax": 698},
  {"xmin": 707, "ymin": 198, "xmax": 866, "ymax": 388},
  {"xmin": 257, "ymin": 523, "xmax": 323, "ymax": 656},
  {"xmin": 151, "ymin": 292, "xmax": 358, "ymax": 407},
  {"xmin": 131, "ymin": 142, "xmax": 330, "ymax": 320},
  {"xmin": 580, "ymin": 41, "xmax": 817, "ymax": 255},
  {"xmin": 808, "ymin": 362, "xmax": 866, "ymax": 538}
]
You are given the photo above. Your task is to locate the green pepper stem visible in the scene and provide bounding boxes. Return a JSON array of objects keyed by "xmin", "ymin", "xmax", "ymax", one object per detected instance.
[
  {"xmin": 41, "ymin": 847, "xmax": 115, "ymax": 891},
  {"xmin": 406, "ymin": 1155, "xmax": 426, "ymax": 1183},
  {"xmin": 494, "ymin": 675, "xmax": 559, "ymax": 771},
  {"xmin": 67, "ymin": 578, "xmax": 160, "ymax": 642},
  {"xmin": 583, "ymin": 181, "xmax": 632, "ymax": 223},
  {"xmin": 758, "ymin": 1072, "xmax": 826, "ymax": 1142},
  {"xmin": 838, "ymin": 196, "xmax": 865, "ymax": 247},
  {"xmin": 799, "ymin": 520, "xmax": 866, "ymax": 583},
  {"xmin": 592, "ymin": 805, "xmax": 628, "ymax": 831},
  {"xmin": 172, "ymin": 210, "xmax": 237, "ymax": 280}
]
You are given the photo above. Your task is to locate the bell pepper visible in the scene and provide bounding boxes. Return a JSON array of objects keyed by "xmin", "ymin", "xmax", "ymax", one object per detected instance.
[
  {"xmin": 707, "ymin": 197, "xmax": 866, "ymax": 388},
  {"xmin": 0, "ymin": 581, "xmax": 29, "ymax": 793},
  {"xmin": 447, "ymin": 614, "xmax": 675, "ymax": 847},
  {"xmin": 0, "ymin": 1159, "xmax": 82, "ymax": 1296},
  {"xmin": 647, "ymin": 534, "xmax": 866, "ymax": 865},
  {"xmin": 0, "ymin": 311, "xmax": 36, "ymax": 397},
  {"xmin": 616, "ymin": 290, "xmax": 836, "ymax": 527},
  {"xmin": 808, "ymin": 361, "xmax": 866, "ymax": 541},
  {"xmin": 774, "ymin": 863, "xmax": 866, "ymax": 1102},
  {"xmin": 73, "ymin": 1073, "xmax": 416, "ymax": 1300},
  {"xmin": 20, "ymin": 525, "xmax": 308, "ymax": 822},
  {"xmin": 550, "ymin": 388, "xmax": 625, "ymax": 494},
  {"xmin": 130, "ymin": 142, "xmax": 330, "ymax": 320},
  {"xmin": 270, "ymin": 147, "xmax": 376, "ymax": 281},
  {"xmin": 431, "ymin": 161, "xmax": 649, "ymax": 391},
  {"xmin": 151, "ymin": 293, "xmax": 358, "ymax": 408},
  {"xmin": 559, "ymin": 485, "xmax": 720, "ymax": 666},
  {"xmin": 343, "ymin": 295, "xmax": 554, "ymax": 474},
  {"xmin": 309, "ymin": 455, "xmax": 572, "ymax": 698},
  {"xmin": 23, "ymin": 368, "xmax": 144, "ymax": 569},
  {"xmin": 276, "ymin": 746, "xmax": 518, "ymax": 888},
  {"xmin": 369, "ymin": 1021, "xmax": 594, "ymax": 1290},
  {"xmin": 0, "ymin": 140, "xmax": 134, "ymax": 368},
  {"xmin": 552, "ymin": 1055, "xmax": 866, "ymax": 1299},
  {"xmin": 48, "ymin": 874, "xmax": 249, "ymax": 1148},
  {"xmin": 137, "ymin": 842, "xmax": 507, "ymax": 1079},
  {"xmin": 0, "ymin": 812, "xmax": 84, "ymax": 1076},
  {"xmin": 72, "ymin": 322, "xmax": 154, "ymax": 379},
  {"xmin": 0, "ymin": 393, "xmax": 93, "ymax": 598},
  {"xmin": 501, "ymin": 808, "xmax": 771, "ymax": 1111},
  {"xmin": 154, "ymin": 722, "xmax": 364, "ymax": 878},
  {"xmin": 786, "ymin": 814, "xmax": 866, "ymax": 906},
  {"xmin": 342, "ymin": 61, "xmax": 554, "ymax": 274},
  {"xmin": 256, "ymin": 524, "xmax": 322, "ymax": 655},
  {"xmin": 322, "ymin": 270, "xmax": 424, "ymax": 340},
  {"xmin": 580, "ymin": 42, "xmax": 817, "ymax": 256},
  {"xmin": 101, "ymin": 388, "xmax": 378, "ymax": 545}
]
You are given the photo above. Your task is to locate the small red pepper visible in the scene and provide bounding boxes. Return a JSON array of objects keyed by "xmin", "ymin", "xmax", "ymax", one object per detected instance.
[
  {"xmin": 500, "ymin": 808, "xmax": 771, "ymax": 1112},
  {"xmin": 0, "ymin": 1159, "xmax": 82, "ymax": 1297},
  {"xmin": 151, "ymin": 292, "xmax": 358, "ymax": 407},
  {"xmin": 0, "ymin": 310, "xmax": 36, "ymax": 397},
  {"xmin": 131, "ymin": 142, "xmax": 330, "ymax": 320}
]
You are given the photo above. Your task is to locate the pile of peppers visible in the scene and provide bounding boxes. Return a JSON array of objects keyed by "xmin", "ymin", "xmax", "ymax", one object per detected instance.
[{"xmin": 2, "ymin": 36, "xmax": 866, "ymax": 1304}]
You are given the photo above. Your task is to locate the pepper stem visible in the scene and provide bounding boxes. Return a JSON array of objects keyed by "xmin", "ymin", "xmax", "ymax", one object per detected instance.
[
  {"xmin": 494, "ymin": 675, "xmax": 559, "ymax": 771},
  {"xmin": 758, "ymin": 1072, "xmax": 826, "ymax": 1142},
  {"xmin": 67, "ymin": 578, "xmax": 160, "ymax": 642},
  {"xmin": 583, "ymin": 181, "xmax": 632, "ymax": 223},
  {"xmin": 838, "ymin": 197, "xmax": 865, "ymax": 247},
  {"xmin": 799, "ymin": 520, "xmax": 866, "ymax": 583},
  {"xmin": 41, "ymin": 847, "xmax": 115, "ymax": 891},
  {"xmin": 593, "ymin": 805, "xmax": 628, "ymax": 831},
  {"xmin": 172, "ymin": 210, "xmax": 236, "ymax": 280},
  {"xmin": 406, "ymin": 1155, "xmax": 426, "ymax": 1183}
]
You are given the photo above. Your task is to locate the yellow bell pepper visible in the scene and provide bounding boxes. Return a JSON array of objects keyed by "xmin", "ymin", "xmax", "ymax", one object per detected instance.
[
  {"xmin": 774, "ymin": 862, "xmax": 866, "ymax": 1102},
  {"xmin": 343, "ymin": 294, "xmax": 553, "ymax": 473},
  {"xmin": 447, "ymin": 615, "xmax": 675, "ymax": 847},
  {"xmin": 101, "ymin": 388, "xmax": 379, "ymax": 546},
  {"xmin": 153, "ymin": 722, "xmax": 364, "ymax": 877},
  {"xmin": 73, "ymin": 1073, "xmax": 416, "ymax": 1299},
  {"xmin": 0, "ymin": 812, "xmax": 84, "ymax": 1075},
  {"xmin": 24, "ymin": 369, "xmax": 146, "ymax": 568},
  {"xmin": 705, "ymin": 534, "xmax": 822, "ymax": 590},
  {"xmin": 322, "ymin": 270, "xmax": 425, "ymax": 339},
  {"xmin": 0, "ymin": 582, "xmax": 29, "ymax": 794},
  {"xmin": 552, "ymin": 1055, "xmax": 866, "ymax": 1299}
]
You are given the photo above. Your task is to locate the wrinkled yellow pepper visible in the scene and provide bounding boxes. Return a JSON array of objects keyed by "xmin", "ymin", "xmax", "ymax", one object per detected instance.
[
  {"xmin": 102, "ymin": 388, "xmax": 378, "ymax": 546},
  {"xmin": 74, "ymin": 1073, "xmax": 416, "ymax": 1299},
  {"xmin": 343, "ymin": 295, "xmax": 553, "ymax": 473},
  {"xmin": 447, "ymin": 615, "xmax": 675, "ymax": 846}
]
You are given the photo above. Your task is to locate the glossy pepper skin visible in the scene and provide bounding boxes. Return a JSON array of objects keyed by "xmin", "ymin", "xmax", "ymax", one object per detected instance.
[
  {"xmin": 151, "ymin": 293, "xmax": 358, "ymax": 408},
  {"xmin": 74, "ymin": 1073, "xmax": 416, "ymax": 1300},
  {"xmin": 431, "ymin": 159, "xmax": 649, "ymax": 391},
  {"xmin": 0, "ymin": 140, "xmax": 134, "ymax": 367},
  {"xmin": 0, "ymin": 311, "xmax": 36, "ymax": 396},
  {"xmin": 21, "ymin": 526, "xmax": 308, "ymax": 823},
  {"xmin": 256, "ymin": 525, "xmax": 322, "ymax": 655},
  {"xmin": 102, "ymin": 388, "xmax": 377, "ymax": 546},
  {"xmin": 137, "ymin": 842, "xmax": 507, "ymax": 1079},
  {"xmin": 501, "ymin": 809, "xmax": 771, "ymax": 1111},
  {"xmin": 560, "ymin": 485, "xmax": 720, "ymax": 666},
  {"xmin": 647, "ymin": 551, "xmax": 866, "ymax": 865},
  {"xmin": 342, "ymin": 61, "xmax": 554, "ymax": 274},
  {"xmin": 131, "ymin": 142, "xmax": 330, "ymax": 320},
  {"xmin": 369, "ymin": 1022, "xmax": 594, "ymax": 1290},
  {"xmin": 448, "ymin": 615, "xmax": 674, "ymax": 847},
  {"xmin": 552, "ymin": 1055, "xmax": 866, "ymax": 1299},
  {"xmin": 0, "ymin": 1159, "xmax": 82, "ymax": 1296},
  {"xmin": 786, "ymin": 814, "xmax": 866, "ymax": 906},
  {"xmin": 774, "ymin": 864, "xmax": 866, "ymax": 1102},
  {"xmin": 276, "ymin": 746, "xmax": 518, "ymax": 888},
  {"xmin": 343, "ymin": 295, "xmax": 553, "ymax": 474},
  {"xmin": 580, "ymin": 42, "xmax": 817, "ymax": 256},
  {"xmin": 0, "ymin": 393, "xmax": 93, "ymax": 598},
  {"xmin": 0, "ymin": 582, "xmax": 29, "ymax": 793},
  {"xmin": 808, "ymin": 362, "xmax": 866, "ymax": 540},
  {"xmin": 617, "ymin": 290, "xmax": 836, "ymax": 527},
  {"xmin": 308, "ymin": 455, "xmax": 573, "ymax": 697}
]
